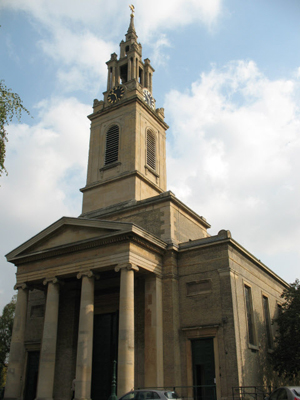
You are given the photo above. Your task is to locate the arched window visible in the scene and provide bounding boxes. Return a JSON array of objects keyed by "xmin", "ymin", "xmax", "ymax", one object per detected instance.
[
  {"xmin": 146, "ymin": 130, "xmax": 156, "ymax": 170},
  {"xmin": 105, "ymin": 125, "xmax": 119, "ymax": 165}
]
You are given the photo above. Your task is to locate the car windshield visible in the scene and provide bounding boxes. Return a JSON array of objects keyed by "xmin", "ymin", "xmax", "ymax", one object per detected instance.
[{"xmin": 164, "ymin": 392, "xmax": 179, "ymax": 399}]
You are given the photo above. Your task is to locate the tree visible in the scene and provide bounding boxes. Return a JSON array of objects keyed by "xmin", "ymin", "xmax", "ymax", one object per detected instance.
[
  {"xmin": 0, "ymin": 80, "xmax": 30, "ymax": 177},
  {"xmin": 0, "ymin": 296, "xmax": 16, "ymax": 389},
  {"xmin": 270, "ymin": 279, "xmax": 300, "ymax": 380}
]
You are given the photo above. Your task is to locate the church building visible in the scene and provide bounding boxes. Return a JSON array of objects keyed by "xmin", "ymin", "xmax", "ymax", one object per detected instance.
[{"xmin": 5, "ymin": 10, "xmax": 288, "ymax": 400}]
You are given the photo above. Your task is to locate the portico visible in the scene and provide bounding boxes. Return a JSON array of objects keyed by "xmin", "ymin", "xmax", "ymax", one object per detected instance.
[{"xmin": 6, "ymin": 218, "xmax": 166, "ymax": 400}]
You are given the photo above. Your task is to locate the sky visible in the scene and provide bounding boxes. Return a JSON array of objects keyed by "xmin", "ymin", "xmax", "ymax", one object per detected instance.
[{"xmin": 0, "ymin": 0, "xmax": 300, "ymax": 311}]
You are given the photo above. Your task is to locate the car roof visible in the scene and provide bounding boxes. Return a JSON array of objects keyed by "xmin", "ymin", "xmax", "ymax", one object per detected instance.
[
  {"xmin": 133, "ymin": 390, "xmax": 176, "ymax": 392},
  {"xmin": 283, "ymin": 387, "xmax": 300, "ymax": 390}
]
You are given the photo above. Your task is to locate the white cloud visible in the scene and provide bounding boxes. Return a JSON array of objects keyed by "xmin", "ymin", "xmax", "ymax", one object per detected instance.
[
  {"xmin": 0, "ymin": 0, "xmax": 119, "ymax": 31},
  {"xmin": 0, "ymin": 97, "xmax": 90, "ymax": 309},
  {"xmin": 136, "ymin": 0, "xmax": 222, "ymax": 36},
  {"xmin": 150, "ymin": 34, "xmax": 171, "ymax": 67},
  {"xmin": 0, "ymin": 0, "xmax": 222, "ymax": 95},
  {"xmin": 1, "ymin": 96, "xmax": 90, "ymax": 224},
  {"xmin": 0, "ymin": 0, "xmax": 222, "ymax": 67},
  {"xmin": 38, "ymin": 27, "xmax": 114, "ymax": 93},
  {"xmin": 166, "ymin": 60, "xmax": 300, "ymax": 282},
  {"xmin": 0, "ymin": 0, "xmax": 222, "ymax": 33}
]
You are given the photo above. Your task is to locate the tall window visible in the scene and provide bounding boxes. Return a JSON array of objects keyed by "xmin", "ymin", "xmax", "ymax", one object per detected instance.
[
  {"xmin": 120, "ymin": 64, "xmax": 128, "ymax": 84},
  {"xmin": 105, "ymin": 125, "xmax": 119, "ymax": 165},
  {"xmin": 244, "ymin": 285, "xmax": 256, "ymax": 346},
  {"xmin": 262, "ymin": 296, "xmax": 273, "ymax": 349},
  {"xmin": 146, "ymin": 130, "xmax": 156, "ymax": 170}
]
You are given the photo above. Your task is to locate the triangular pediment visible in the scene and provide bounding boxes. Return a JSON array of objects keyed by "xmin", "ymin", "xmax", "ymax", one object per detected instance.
[
  {"xmin": 26, "ymin": 225, "xmax": 115, "ymax": 253},
  {"xmin": 6, "ymin": 217, "xmax": 134, "ymax": 261}
]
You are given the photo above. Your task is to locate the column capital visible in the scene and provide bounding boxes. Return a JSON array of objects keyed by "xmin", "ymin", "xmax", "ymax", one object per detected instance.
[
  {"xmin": 43, "ymin": 277, "xmax": 63, "ymax": 286},
  {"xmin": 115, "ymin": 263, "xmax": 139, "ymax": 273},
  {"xmin": 14, "ymin": 282, "xmax": 28, "ymax": 290},
  {"xmin": 77, "ymin": 270, "xmax": 100, "ymax": 280}
]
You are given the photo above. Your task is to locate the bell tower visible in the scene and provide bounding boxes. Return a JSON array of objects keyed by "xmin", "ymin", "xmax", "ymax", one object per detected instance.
[{"xmin": 81, "ymin": 7, "xmax": 169, "ymax": 215}]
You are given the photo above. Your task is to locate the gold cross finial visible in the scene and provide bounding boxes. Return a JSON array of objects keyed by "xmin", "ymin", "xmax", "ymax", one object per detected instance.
[{"xmin": 129, "ymin": 4, "xmax": 135, "ymax": 15}]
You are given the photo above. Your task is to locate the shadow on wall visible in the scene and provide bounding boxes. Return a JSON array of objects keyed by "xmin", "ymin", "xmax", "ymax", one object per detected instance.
[{"xmin": 241, "ymin": 309, "xmax": 292, "ymax": 393}]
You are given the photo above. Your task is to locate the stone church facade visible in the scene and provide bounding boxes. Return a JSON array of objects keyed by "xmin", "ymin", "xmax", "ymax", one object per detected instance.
[{"xmin": 5, "ymin": 11, "xmax": 288, "ymax": 400}]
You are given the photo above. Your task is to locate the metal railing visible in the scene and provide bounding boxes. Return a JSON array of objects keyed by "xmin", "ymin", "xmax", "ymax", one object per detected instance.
[
  {"xmin": 232, "ymin": 386, "xmax": 272, "ymax": 400},
  {"xmin": 134, "ymin": 385, "xmax": 217, "ymax": 400}
]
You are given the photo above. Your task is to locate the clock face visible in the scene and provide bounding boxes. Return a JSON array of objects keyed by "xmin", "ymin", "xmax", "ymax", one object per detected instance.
[
  {"xmin": 107, "ymin": 85, "xmax": 125, "ymax": 104},
  {"xmin": 143, "ymin": 89, "xmax": 155, "ymax": 109}
]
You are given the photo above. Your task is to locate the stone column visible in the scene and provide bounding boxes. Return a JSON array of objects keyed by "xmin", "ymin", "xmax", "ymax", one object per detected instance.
[
  {"xmin": 127, "ymin": 60, "xmax": 131, "ymax": 83},
  {"xmin": 112, "ymin": 65, "xmax": 116, "ymax": 87},
  {"xmin": 132, "ymin": 57, "xmax": 136, "ymax": 80},
  {"xmin": 115, "ymin": 264, "xmax": 138, "ymax": 397},
  {"xmin": 75, "ymin": 271, "xmax": 95, "ymax": 400},
  {"xmin": 107, "ymin": 67, "xmax": 111, "ymax": 90},
  {"xmin": 116, "ymin": 66, "xmax": 120, "ymax": 85},
  {"xmin": 162, "ymin": 250, "xmax": 182, "ymax": 388},
  {"xmin": 144, "ymin": 275, "xmax": 164, "ymax": 388},
  {"xmin": 4, "ymin": 284, "xmax": 28, "ymax": 400},
  {"xmin": 136, "ymin": 60, "xmax": 139, "ymax": 83},
  {"xmin": 36, "ymin": 278, "xmax": 61, "ymax": 400}
]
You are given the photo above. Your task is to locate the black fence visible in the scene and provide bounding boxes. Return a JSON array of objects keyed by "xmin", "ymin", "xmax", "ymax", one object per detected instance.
[
  {"xmin": 134, "ymin": 385, "xmax": 273, "ymax": 400},
  {"xmin": 232, "ymin": 386, "xmax": 272, "ymax": 400},
  {"xmin": 135, "ymin": 385, "xmax": 217, "ymax": 400}
]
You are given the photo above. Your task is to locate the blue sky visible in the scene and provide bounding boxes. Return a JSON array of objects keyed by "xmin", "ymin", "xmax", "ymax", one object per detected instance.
[{"xmin": 0, "ymin": 0, "xmax": 300, "ymax": 311}]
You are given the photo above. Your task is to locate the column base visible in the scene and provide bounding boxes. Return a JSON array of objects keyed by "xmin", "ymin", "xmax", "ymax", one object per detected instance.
[
  {"xmin": 75, "ymin": 398, "xmax": 92, "ymax": 400},
  {"xmin": 35, "ymin": 398, "xmax": 54, "ymax": 400},
  {"xmin": 4, "ymin": 397, "xmax": 19, "ymax": 400}
]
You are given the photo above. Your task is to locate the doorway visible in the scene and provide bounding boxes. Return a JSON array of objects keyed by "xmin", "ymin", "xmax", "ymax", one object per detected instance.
[
  {"xmin": 24, "ymin": 351, "xmax": 40, "ymax": 400},
  {"xmin": 91, "ymin": 312, "xmax": 119, "ymax": 400},
  {"xmin": 191, "ymin": 338, "xmax": 216, "ymax": 400}
]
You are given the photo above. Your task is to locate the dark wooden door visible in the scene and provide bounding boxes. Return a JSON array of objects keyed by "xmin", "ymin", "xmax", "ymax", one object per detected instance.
[
  {"xmin": 24, "ymin": 351, "xmax": 40, "ymax": 400},
  {"xmin": 192, "ymin": 339, "xmax": 216, "ymax": 400},
  {"xmin": 91, "ymin": 312, "xmax": 118, "ymax": 400}
]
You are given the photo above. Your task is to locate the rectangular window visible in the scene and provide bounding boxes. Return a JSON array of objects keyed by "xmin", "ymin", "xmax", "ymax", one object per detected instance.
[
  {"xmin": 120, "ymin": 64, "xmax": 128, "ymax": 84},
  {"xmin": 244, "ymin": 285, "xmax": 256, "ymax": 346},
  {"xmin": 262, "ymin": 295, "xmax": 273, "ymax": 349},
  {"xmin": 146, "ymin": 131, "xmax": 156, "ymax": 170},
  {"xmin": 105, "ymin": 125, "xmax": 119, "ymax": 165}
]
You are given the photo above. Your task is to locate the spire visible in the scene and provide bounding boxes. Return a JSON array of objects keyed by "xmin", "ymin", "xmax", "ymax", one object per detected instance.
[
  {"xmin": 128, "ymin": 5, "xmax": 136, "ymax": 32},
  {"xmin": 126, "ymin": 5, "xmax": 137, "ymax": 41}
]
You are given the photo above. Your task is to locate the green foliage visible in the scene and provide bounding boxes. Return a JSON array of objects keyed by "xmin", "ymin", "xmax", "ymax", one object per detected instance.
[
  {"xmin": 0, "ymin": 296, "xmax": 16, "ymax": 388},
  {"xmin": 270, "ymin": 279, "xmax": 300, "ymax": 380},
  {"xmin": 0, "ymin": 80, "xmax": 30, "ymax": 177}
]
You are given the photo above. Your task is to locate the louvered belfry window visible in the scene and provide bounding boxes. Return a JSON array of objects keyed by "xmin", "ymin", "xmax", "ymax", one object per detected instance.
[
  {"xmin": 105, "ymin": 125, "xmax": 119, "ymax": 165},
  {"xmin": 147, "ymin": 131, "xmax": 156, "ymax": 170}
]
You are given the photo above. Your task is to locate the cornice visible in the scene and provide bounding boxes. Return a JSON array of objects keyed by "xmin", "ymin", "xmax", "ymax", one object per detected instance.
[
  {"xmin": 80, "ymin": 190, "xmax": 211, "ymax": 230},
  {"xmin": 80, "ymin": 169, "xmax": 164, "ymax": 194},
  {"xmin": 87, "ymin": 95, "xmax": 169, "ymax": 131},
  {"xmin": 8, "ymin": 228, "xmax": 167, "ymax": 266}
]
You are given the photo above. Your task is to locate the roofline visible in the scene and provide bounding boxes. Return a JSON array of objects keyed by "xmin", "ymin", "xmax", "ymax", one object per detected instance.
[
  {"xmin": 80, "ymin": 190, "xmax": 211, "ymax": 229},
  {"xmin": 6, "ymin": 217, "xmax": 167, "ymax": 263},
  {"xmin": 179, "ymin": 229, "xmax": 289, "ymax": 288}
]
